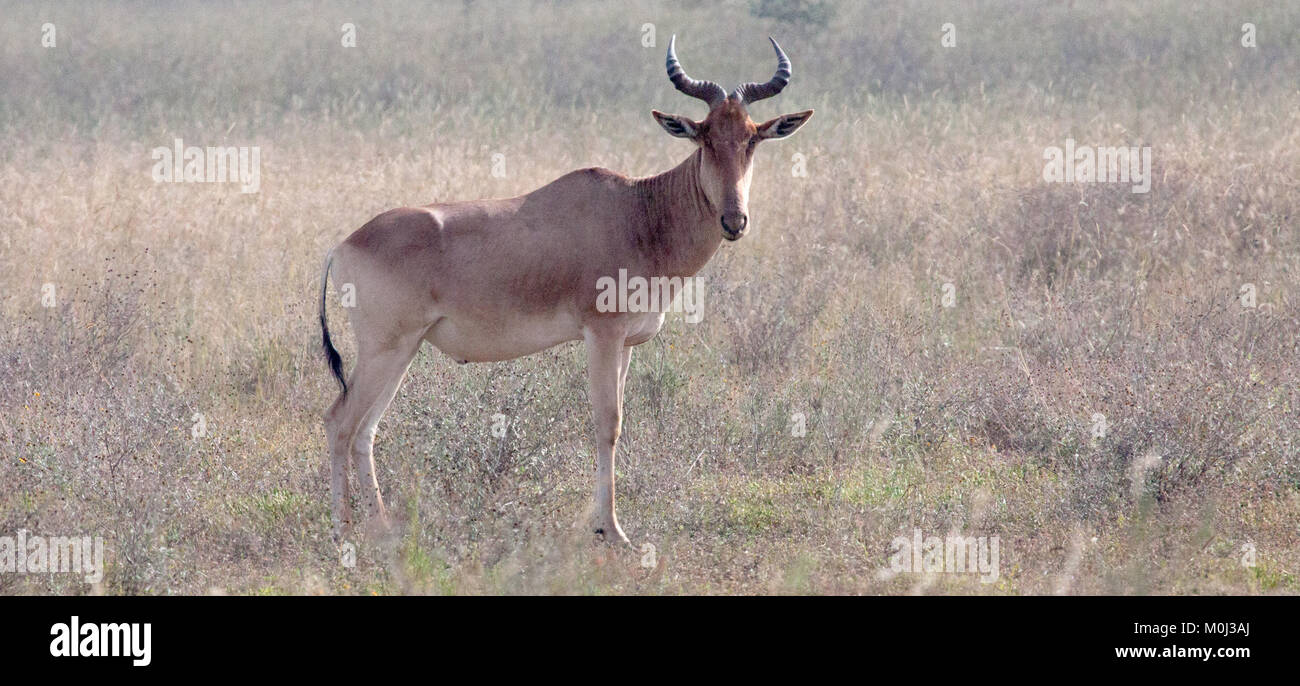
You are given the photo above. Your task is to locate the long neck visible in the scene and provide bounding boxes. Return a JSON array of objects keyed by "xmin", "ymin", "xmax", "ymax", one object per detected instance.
[{"xmin": 631, "ymin": 150, "xmax": 723, "ymax": 277}]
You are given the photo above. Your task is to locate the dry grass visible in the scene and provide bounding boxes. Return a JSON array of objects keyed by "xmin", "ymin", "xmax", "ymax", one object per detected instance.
[{"xmin": 1, "ymin": 0, "xmax": 1297, "ymax": 594}]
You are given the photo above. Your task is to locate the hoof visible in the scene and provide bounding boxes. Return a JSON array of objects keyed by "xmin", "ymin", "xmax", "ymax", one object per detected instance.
[
  {"xmin": 331, "ymin": 520, "xmax": 354, "ymax": 546},
  {"xmin": 594, "ymin": 524, "xmax": 633, "ymax": 549}
]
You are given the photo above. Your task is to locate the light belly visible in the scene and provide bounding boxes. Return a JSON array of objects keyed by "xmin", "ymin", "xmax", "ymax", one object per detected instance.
[{"xmin": 423, "ymin": 310, "xmax": 583, "ymax": 363}]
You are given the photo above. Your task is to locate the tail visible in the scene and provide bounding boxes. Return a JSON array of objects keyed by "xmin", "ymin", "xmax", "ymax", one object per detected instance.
[{"xmin": 319, "ymin": 248, "xmax": 347, "ymax": 394}]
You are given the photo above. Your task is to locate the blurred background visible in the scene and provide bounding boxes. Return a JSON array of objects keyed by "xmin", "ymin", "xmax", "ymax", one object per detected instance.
[{"xmin": 1, "ymin": 0, "xmax": 1297, "ymax": 594}]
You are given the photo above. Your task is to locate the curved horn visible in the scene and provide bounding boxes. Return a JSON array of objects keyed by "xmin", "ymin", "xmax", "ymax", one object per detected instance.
[
  {"xmin": 666, "ymin": 35, "xmax": 726, "ymax": 107},
  {"xmin": 732, "ymin": 36, "xmax": 791, "ymax": 104}
]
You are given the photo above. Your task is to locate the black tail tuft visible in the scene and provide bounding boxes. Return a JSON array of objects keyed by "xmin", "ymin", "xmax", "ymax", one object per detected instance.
[{"xmin": 320, "ymin": 249, "xmax": 347, "ymax": 394}]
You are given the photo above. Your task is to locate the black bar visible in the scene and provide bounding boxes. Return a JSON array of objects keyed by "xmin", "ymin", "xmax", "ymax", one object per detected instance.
[{"xmin": 1, "ymin": 596, "xmax": 1286, "ymax": 676}]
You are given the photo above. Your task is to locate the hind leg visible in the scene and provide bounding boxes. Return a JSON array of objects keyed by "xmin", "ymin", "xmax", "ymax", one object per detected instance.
[
  {"xmin": 325, "ymin": 335, "xmax": 422, "ymax": 540},
  {"xmin": 350, "ymin": 344, "xmax": 421, "ymax": 536},
  {"xmin": 324, "ymin": 393, "xmax": 355, "ymax": 542}
]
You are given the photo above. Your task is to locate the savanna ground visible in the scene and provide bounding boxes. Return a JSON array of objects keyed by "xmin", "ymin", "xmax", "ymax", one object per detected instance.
[{"xmin": 1, "ymin": 0, "xmax": 1297, "ymax": 595}]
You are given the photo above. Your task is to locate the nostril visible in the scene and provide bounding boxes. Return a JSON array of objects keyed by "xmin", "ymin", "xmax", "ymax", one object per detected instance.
[{"xmin": 721, "ymin": 214, "xmax": 748, "ymax": 233}]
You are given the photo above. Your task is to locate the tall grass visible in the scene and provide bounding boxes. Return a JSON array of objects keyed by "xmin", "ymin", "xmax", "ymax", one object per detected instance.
[{"xmin": 1, "ymin": 0, "xmax": 1297, "ymax": 594}]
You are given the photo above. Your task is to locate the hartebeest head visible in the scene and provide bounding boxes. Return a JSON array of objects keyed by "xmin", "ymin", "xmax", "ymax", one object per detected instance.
[{"xmin": 652, "ymin": 35, "xmax": 813, "ymax": 241}]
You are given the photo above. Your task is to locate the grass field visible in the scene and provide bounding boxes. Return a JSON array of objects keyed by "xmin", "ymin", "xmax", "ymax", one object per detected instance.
[{"xmin": 1, "ymin": 0, "xmax": 1298, "ymax": 594}]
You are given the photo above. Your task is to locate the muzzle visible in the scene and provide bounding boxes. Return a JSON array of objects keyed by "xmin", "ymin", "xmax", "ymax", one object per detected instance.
[{"xmin": 721, "ymin": 212, "xmax": 748, "ymax": 241}]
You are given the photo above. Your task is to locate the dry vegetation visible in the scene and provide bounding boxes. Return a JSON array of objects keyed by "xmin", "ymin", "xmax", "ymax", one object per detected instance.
[{"xmin": 1, "ymin": 0, "xmax": 1297, "ymax": 595}]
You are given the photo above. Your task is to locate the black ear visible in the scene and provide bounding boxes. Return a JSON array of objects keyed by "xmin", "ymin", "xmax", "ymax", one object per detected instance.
[
  {"xmin": 652, "ymin": 110, "xmax": 699, "ymax": 139},
  {"xmin": 757, "ymin": 109, "xmax": 814, "ymax": 140}
]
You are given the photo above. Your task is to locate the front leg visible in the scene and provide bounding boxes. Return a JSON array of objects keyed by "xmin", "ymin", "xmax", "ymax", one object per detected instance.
[
  {"xmin": 618, "ymin": 345, "xmax": 632, "ymax": 405},
  {"xmin": 585, "ymin": 326, "xmax": 631, "ymax": 546}
]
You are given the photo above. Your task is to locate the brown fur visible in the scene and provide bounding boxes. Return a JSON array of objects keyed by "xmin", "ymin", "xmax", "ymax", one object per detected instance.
[{"xmin": 321, "ymin": 64, "xmax": 812, "ymax": 546}]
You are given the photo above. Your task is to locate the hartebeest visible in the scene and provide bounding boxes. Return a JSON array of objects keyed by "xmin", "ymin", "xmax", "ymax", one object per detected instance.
[{"xmin": 320, "ymin": 36, "xmax": 812, "ymax": 545}]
